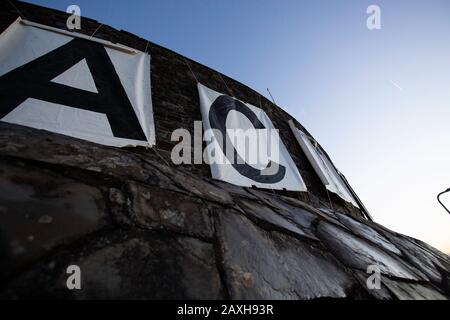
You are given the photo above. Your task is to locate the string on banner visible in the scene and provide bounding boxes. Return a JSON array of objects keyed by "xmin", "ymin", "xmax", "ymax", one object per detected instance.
[
  {"xmin": 182, "ymin": 57, "xmax": 199, "ymax": 83},
  {"xmin": 7, "ymin": 0, "xmax": 27, "ymax": 19},
  {"xmin": 311, "ymin": 139, "xmax": 336, "ymax": 211},
  {"xmin": 90, "ymin": 23, "xmax": 103, "ymax": 39},
  {"xmin": 152, "ymin": 146, "xmax": 171, "ymax": 168},
  {"xmin": 218, "ymin": 72, "xmax": 234, "ymax": 97},
  {"xmin": 325, "ymin": 187, "xmax": 334, "ymax": 212},
  {"xmin": 258, "ymin": 92, "xmax": 263, "ymax": 109},
  {"xmin": 267, "ymin": 88, "xmax": 277, "ymax": 106}
]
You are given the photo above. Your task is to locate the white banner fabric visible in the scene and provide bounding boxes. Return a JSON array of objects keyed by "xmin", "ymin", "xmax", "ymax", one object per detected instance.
[
  {"xmin": 0, "ymin": 19, "xmax": 155, "ymax": 147},
  {"xmin": 288, "ymin": 120, "xmax": 359, "ymax": 207},
  {"xmin": 198, "ymin": 83, "xmax": 307, "ymax": 192}
]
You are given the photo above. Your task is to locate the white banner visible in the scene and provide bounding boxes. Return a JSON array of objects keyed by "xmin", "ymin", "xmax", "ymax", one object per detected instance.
[
  {"xmin": 0, "ymin": 18, "xmax": 155, "ymax": 147},
  {"xmin": 198, "ymin": 83, "xmax": 307, "ymax": 191},
  {"xmin": 288, "ymin": 120, "xmax": 359, "ymax": 207}
]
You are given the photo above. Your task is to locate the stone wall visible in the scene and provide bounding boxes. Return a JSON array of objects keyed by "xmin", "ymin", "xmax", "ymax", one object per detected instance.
[
  {"xmin": 0, "ymin": 0, "xmax": 364, "ymax": 218},
  {"xmin": 1, "ymin": 123, "xmax": 449, "ymax": 299},
  {"xmin": 2, "ymin": 1, "xmax": 449, "ymax": 300}
]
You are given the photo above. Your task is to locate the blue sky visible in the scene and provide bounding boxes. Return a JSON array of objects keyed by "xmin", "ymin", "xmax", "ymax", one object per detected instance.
[{"xmin": 24, "ymin": 0, "xmax": 450, "ymax": 253}]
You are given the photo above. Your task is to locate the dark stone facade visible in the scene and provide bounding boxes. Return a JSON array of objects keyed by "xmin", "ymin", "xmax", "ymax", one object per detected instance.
[
  {"xmin": 0, "ymin": 1, "xmax": 449, "ymax": 299},
  {"xmin": 0, "ymin": 0, "xmax": 362, "ymax": 218}
]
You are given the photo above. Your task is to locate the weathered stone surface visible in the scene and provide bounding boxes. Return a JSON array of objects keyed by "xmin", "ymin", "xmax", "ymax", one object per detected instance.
[
  {"xmin": 0, "ymin": 161, "xmax": 108, "ymax": 280},
  {"xmin": 247, "ymin": 189, "xmax": 294, "ymax": 213},
  {"xmin": 275, "ymin": 204, "xmax": 319, "ymax": 230},
  {"xmin": 210, "ymin": 180, "xmax": 258, "ymax": 200},
  {"xmin": 382, "ymin": 278, "xmax": 448, "ymax": 300},
  {"xmin": 0, "ymin": 1, "xmax": 449, "ymax": 300},
  {"xmin": 334, "ymin": 212, "xmax": 402, "ymax": 255},
  {"xmin": 360, "ymin": 221, "xmax": 450, "ymax": 285},
  {"xmin": 237, "ymin": 199, "xmax": 318, "ymax": 241},
  {"xmin": 412, "ymin": 238, "xmax": 450, "ymax": 266},
  {"xmin": 282, "ymin": 197, "xmax": 347, "ymax": 227},
  {"xmin": 379, "ymin": 233, "xmax": 449, "ymax": 285},
  {"xmin": 0, "ymin": 123, "xmax": 180, "ymax": 192},
  {"xmin": 318, "ymin": 207, "xmax": 341, "ymax": 220},
  {"xmin": 149, "ymin": 161, "xmax": 234, "ymax": 206},
  {"xmin": 350, "ymin": 271, "xmax": 393, "ymax": 300},
  {"xmin": 245, "ymin": 191, "xmax": 333, "ymax": 231},
  {"xmin": 108, "ymin": 187, "xmax": 135, "ymax": 227},
  {"xmin": 316, "ymin": 221, "xmax": 426, "ymax": 281},
  {"xmin": 1, "ymin": 230, "xmax": 224, "ymax": 300},
  {"xmin": 125, "ymin": 181, "xmax": 214, "ymax": 239},
  {"xmin": 216, "ymin": 210, "xmax": 358, "ymax": 300}
]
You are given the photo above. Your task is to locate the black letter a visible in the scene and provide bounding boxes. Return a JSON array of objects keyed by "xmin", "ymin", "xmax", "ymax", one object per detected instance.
[{"xmin": 0, "ymin": 38, "xmax": 147, "ymax": 141}]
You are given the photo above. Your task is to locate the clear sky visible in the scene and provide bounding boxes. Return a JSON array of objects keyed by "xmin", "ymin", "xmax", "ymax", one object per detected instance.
[{"xmin": 23, "ymin": 0, "xmax": 450, "ymax": 254}]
